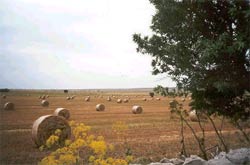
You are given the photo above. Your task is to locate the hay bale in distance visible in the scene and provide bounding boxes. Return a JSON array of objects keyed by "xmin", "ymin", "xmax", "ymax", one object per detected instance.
[
  {"xmin": 71, "ymin": 95, "xmax": 76, "ymax": 99},
  {"xmin": 32, "ymin": 115, "xmax": 71, "ymax": 147},
  {"xmin": 54, "ymin": 108, "xmax": 70, "ymax": 120},
  {"xmin": 123, "ymin": 99, "xmax": 129, "ymax": 103},
  {"xmin": 107, "ymin": 96, "xmax": 111, "ymax": 101},
  {"xmin": 41, "ymin": 95, "xmax": 46, "ymax": 100},
  {"xmin": 2, "ymin": 95, "xmax": 6, "ymax": 99},
  {"xmin": 41, "ymin": 100, "xmax": 49, "ymax": 107},
  {"xmin": 132, "ymin": 105, "xmax": 143, "ymax": 114},
  {"xmin": 143, "ymin": 98, "xmax": 147, "ymax": 101},
  {"xmin": 96, "ymin": 104, "xmax": 105, "ymax": 111},
  {"xmin": 156, "ymin": 98, "xmax": 161, "ymax": 101},
  {"xmin": 189, "ymin": 110, "xmax": 207, "ymax": 122},
  {"xmin": 117, "ymin": 99, "xmax": 122, "ymax": 103},
  {"xmin": 85, "ymin": 96, "xmax": 90, "ymax": 102},
  {"xmin": 3, "ymin": 102, "xmax": 15, "ymax": 110},
  {"xmin": 66, "ymin": 97, "xmax": 71, "ymax": 100},
  {"xmin": 46, "ymin": 95, "xmax": 49, "ymax": 98}
]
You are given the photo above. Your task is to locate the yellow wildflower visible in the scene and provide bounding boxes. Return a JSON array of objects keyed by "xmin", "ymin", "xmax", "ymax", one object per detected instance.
[{"xmin": 89, "ymin": 140, "xmax": 107, "ymax": 156}]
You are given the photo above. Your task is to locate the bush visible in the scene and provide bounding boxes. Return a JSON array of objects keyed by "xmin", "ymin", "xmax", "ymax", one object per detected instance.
[{"xmin": 39, "ymin": 121, "xmax": 133, "ymax": 165}]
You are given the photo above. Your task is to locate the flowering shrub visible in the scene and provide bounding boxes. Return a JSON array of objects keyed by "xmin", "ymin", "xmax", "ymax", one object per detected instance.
[{"xmin": 39, "ymin": 121, "xmax": 133, "ymax": 165}]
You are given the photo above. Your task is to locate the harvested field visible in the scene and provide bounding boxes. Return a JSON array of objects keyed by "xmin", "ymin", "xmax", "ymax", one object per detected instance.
[{"xmin": 0, "ymin": 90, "xmax": 249, "ymax": 164}]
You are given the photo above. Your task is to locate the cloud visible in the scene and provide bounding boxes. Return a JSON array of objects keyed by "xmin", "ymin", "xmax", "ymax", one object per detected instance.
[{"xmin": 0, "ymin": 0, "xmax": 175, "ymax": 89}]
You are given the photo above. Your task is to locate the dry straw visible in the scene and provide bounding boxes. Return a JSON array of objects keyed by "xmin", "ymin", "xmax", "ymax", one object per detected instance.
[
  {"xmin": 3, "ymin": 102, "xmax": 15, "ymax": 110},
  {"xmin": 132, "ymin": 105, "xmax": 143, "ymax": 114},
  {"xmin": 54, "ymin": 108, "xmax": 70, "ymax": 120},
  {"xmin": 32, "ymin": 115, "xmax": 71, "ymax": 147},
  {"xmin": 96, "ymin": 104, "xmax": 105, "ymax": 111},
  {"xmin": 41, "ymin": 100, "xmax": 49, "ymax": 107}
]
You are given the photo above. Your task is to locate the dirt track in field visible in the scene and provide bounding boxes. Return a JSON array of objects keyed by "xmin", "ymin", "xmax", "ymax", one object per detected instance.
[{"xmin": 0, "ymin": 92, "xmax": 249, "ymax": 164}]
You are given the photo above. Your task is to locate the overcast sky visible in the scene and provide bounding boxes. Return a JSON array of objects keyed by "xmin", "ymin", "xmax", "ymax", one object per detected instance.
[{"xmin": 0, "ymin": 0, "xmax": 175, "ymax": 89}]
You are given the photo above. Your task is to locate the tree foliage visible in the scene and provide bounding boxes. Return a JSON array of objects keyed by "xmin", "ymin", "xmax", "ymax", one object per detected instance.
[
  {"xmin": 133, "ymin": 0, "xmax": 250, "ymax": 120},
  {"xmin": 149, "ymin": 92, "xmax": 155, "ymax": 97},
  {"xmin": 153, "ymin": 85, "xmax": 169, "ymax": 96}
]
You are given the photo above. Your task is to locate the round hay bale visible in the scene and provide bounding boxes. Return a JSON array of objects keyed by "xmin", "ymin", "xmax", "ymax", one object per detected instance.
[
  {"xmin": 2, "ymin": 95, "xmax": 6, "ymax": 99},
  {"xmin": 3, "ymin": 102, "xmax": 15, "ymax": 110},
  {"xmin": 54, "ymin": 108, "xmax": 70, "ymax": 120},
  {"xmin": 143, "ymin": 98, "xmax": 147, "ymax": 101},
  {"xmin": 107, "ymin": 96, "xmax": 111, "ymax": 101},
  {"xmin": 189, "ymin": 110, "xmax": 207, "ymax": 122},
  {"xmin": 32, "ymin": 115, "xmax": 71, "ymax": 147},
  {"xmin": 117, "ymin": 99, "xmax": 122, "ymax": 103},
  {"xmin": 132, "ymin": 105, "xmax": 143, "ymax": 114},
  {"xmin": 96, "ymin": 104, "xmax": 105, "ymax": 111},
  {"xmin": 156, "ymin": 98, "xmax": 161, "ymax": 101},
  {"xmin": 41, "ymin": 100, "xmax": 49, "ymax": 107},
  {"xmin": 85, "ymin": 97, "xmax": 90, "ymax": 102},
  {"xmin": 66, "ymin": 97, "xmax": 71, "ymax": 100},
  {"xmin": 71, "ymin": 95, "xmax": 76, "ymax": 99},
  {"xmin": 123, "ymin": 99, "xmax": 129, "ymax": 103}
]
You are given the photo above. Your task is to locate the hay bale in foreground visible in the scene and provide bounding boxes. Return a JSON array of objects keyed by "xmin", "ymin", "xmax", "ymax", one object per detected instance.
[
  {"xmin": 96, "ymin": 104, "xmax": 105, "ymax": 111},
  {"xmin": 132, "ymin": 105, "xmax": 143, "ymax": 114},
  {"xmin": 117, "ymin": 99, "xmax": 122, "ymax": 103},
  {"xmin": 189, "ymin": 110, "xmax": 207, "ymax": 122},
  {"xmin": 3, "ymin": 102, "xmax": 15, "ymax": 110},
  {"xmin": 41, "ymin": 100, "xmax": 49, "ymax": 107},
  {"xmin": 54, "ymin": 108, "xmax": 70, "ymax": 120},
  {"xmin": 32, "ymin": 115, "xmax": 71, "ymax": 147}
]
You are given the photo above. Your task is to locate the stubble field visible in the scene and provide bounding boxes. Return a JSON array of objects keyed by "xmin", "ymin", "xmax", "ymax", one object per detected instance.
[{"xmin": 0, "ymin": 90, "xmax": 249, "ymax": 165}]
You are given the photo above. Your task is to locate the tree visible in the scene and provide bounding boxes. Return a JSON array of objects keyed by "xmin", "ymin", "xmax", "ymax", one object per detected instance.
[
  {"xmin": 0, "ymin": 88, "xmax": 10, "ymax": 92},
  {"xmin": 133, "ymin": 0, "xmax": 250, "ymax": 121},
  {"xmin": 153, "ymin": 85, "xmax": 168, "ymax": 96},
  {"xmin": 149, "ymin": 92, "xmax": 155, "ymax": 97}
]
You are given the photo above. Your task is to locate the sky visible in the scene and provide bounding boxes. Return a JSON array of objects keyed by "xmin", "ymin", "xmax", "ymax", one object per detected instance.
[{"xmin": 0, "ymin": 0, "xmax": 176, "ymax": 89}]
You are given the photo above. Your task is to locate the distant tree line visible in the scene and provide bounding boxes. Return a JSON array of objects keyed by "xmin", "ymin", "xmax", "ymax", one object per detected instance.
[{"xmin": 0, "ymin": 88, "xmax": 10, "ymax": 92}]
